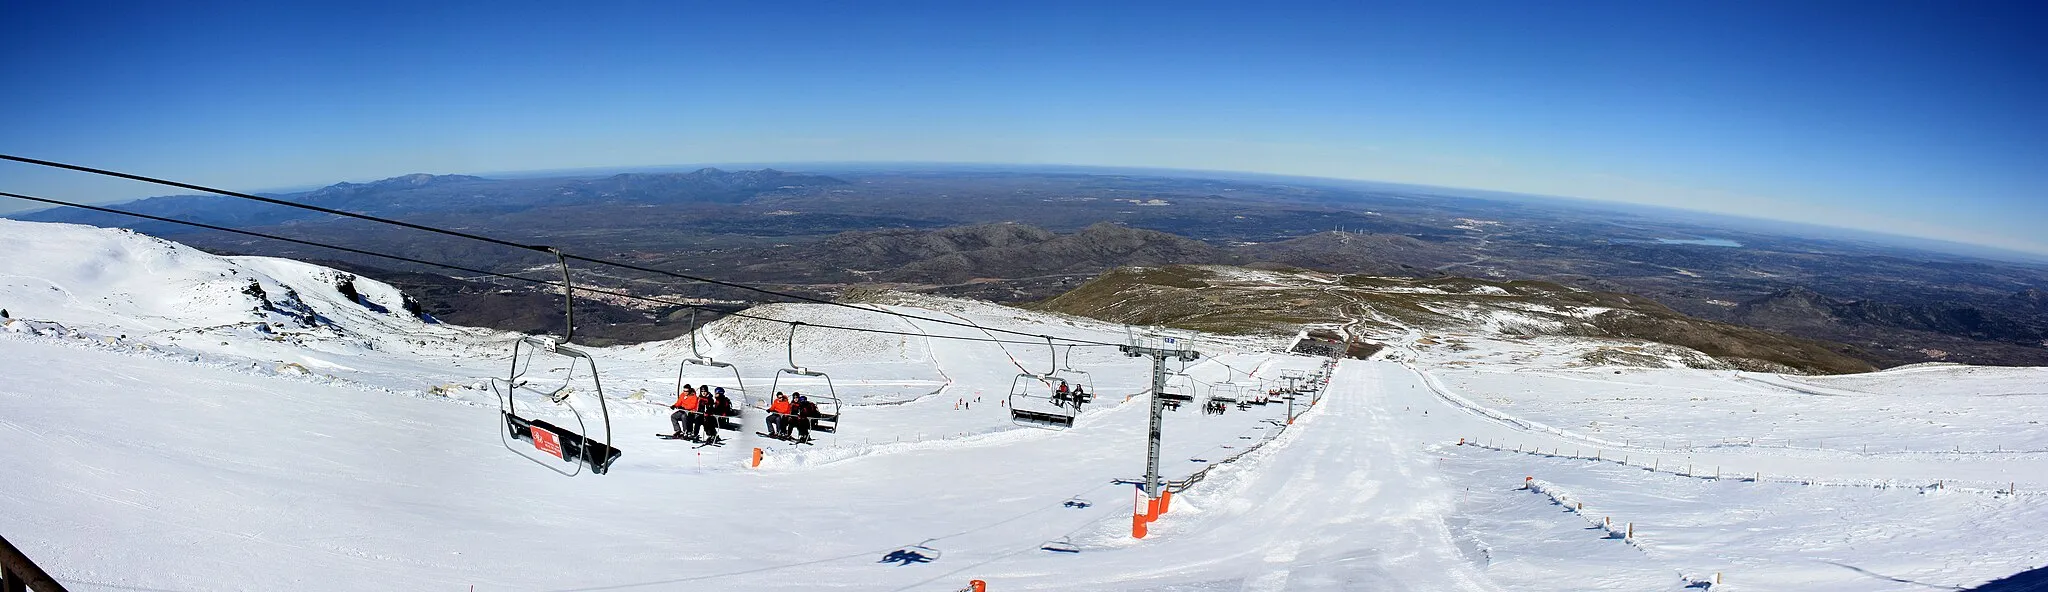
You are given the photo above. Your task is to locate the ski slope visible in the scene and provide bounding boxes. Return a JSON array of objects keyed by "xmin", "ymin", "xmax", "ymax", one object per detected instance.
[{"xmin": 2, "ymin": 219, "xmax": 2044, "ymax": 591}]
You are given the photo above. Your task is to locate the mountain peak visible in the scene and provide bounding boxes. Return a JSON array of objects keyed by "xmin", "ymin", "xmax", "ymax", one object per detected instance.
[{"xmin": 314, "ymin": 173, "xmax": 486, "ymax": 195}]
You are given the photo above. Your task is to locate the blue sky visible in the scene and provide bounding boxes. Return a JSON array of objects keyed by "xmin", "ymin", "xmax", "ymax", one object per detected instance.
[{"xmin": 3, "ymin": 1, "xmax": 2044, "ymax": 253}]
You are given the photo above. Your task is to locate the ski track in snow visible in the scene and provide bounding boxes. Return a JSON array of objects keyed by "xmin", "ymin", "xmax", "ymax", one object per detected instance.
[{"xmin": 1, "ymin": 219, "xmax": 2044, "ymax": 591}]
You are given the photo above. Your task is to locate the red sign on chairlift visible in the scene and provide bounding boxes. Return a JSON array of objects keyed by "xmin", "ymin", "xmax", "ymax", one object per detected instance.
[{"xmin": 530, "ymin": 425, "xmax": 564, "ymax": 459}]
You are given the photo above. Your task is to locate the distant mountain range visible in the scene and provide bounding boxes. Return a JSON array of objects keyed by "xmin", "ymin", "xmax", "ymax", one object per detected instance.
[
  {"xmin": 18, "ymin": 168, "xmax": 848, "ymax": 231},
  {"xmin": 10, "ymin": 167, "xmax": 2045, "ymax": 367}
]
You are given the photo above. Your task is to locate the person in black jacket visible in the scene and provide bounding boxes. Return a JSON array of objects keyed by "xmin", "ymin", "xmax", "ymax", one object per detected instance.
[{"xmin": 790, "ymin": 393, "xmax": 820, "ymax": 443}]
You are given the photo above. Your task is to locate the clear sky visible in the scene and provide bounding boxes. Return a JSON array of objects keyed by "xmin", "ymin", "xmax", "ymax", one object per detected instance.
[{"xmin": 3, "ymin": 1, "xmax": 2044, "ymax": 253}]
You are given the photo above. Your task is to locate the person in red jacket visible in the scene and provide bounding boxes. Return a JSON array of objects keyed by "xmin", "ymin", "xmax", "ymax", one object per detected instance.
[
  {"xmin": 766, "ymin": 393, "xmax": 793, "ymax": 438},
  {"xmin": 670, "ymin": 386, "xmax": 701, "ymax": 441}
]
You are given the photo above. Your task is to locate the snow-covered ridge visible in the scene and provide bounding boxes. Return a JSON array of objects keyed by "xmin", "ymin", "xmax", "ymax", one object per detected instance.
[{"xmin": 0, "ymin": 219, "xmax": 436, "ymax": 338}]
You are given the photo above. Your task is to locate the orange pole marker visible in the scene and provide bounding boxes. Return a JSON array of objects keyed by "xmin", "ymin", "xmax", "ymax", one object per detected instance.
[
  {"xmin": 1132, "ymin": 487, "xmax": 1150, "ymax": 538},
  {"xmin": 970, "ymin": 579, "xmax": 988, "ymax": 592},
  {"xmin": 1159, "ymin": 489, "xmax": 1174, "ymax": 515},
  {"xmin": 751, "ymin": 447, "xmax": 763, "ymax": 468}
]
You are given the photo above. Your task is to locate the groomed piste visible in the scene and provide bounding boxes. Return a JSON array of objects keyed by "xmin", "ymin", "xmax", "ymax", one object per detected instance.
[{"xmin": 2, "ymin": 219, "xmax": 2044, "ymax": 591}]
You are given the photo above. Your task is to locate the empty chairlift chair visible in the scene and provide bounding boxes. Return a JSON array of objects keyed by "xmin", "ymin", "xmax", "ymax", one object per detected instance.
[
  {"xmin": 494, "ymin": 336, "xmax": 621, "ymax": 476},
  {"xmin": 489, "ymin": 252, "xmax": 620, "ymax": 476}
]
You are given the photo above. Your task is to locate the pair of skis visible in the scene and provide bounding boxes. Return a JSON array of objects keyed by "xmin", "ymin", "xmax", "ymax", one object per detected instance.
[
  {"xmin": 756, "ymin": 431, "xmax": 815, "ymax": 446},
  {"xmin": 655, "ymin": 433, "xmax": 727, "ymax": 448}
]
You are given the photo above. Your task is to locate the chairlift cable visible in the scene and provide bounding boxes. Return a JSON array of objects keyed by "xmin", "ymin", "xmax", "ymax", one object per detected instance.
[
  {"xmin": 0, "ymin": 154, "xmax": 1123, "ymax": 347},
  {"xmin": 0, "ymin": 191, "xmax": 1096, "ymax": 347}
]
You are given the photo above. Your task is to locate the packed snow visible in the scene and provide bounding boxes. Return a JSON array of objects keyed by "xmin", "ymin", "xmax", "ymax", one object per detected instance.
[{"xmin": 1, "ymin": 219, "xmax": 2043, "ymax": 591}]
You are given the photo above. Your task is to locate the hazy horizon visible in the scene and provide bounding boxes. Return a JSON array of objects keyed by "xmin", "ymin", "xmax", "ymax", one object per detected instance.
[{"xmin": 9, "ymin": 158, "xmax": 2046, "ymax": 265}]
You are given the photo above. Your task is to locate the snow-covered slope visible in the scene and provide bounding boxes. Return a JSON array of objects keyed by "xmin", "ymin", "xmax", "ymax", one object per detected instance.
[{"xmin": 2, "ymin": 220, "xmax": 2044, "ymax": 591}]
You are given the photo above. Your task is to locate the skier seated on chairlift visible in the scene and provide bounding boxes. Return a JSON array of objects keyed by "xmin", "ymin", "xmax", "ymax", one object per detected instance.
[
  {"xmin": 1072, "ymin": 384, "xmax": 1088, "ymax": 404},
  {"xmin": 766, "ymin": 392, "xmax": 793, "ymax": 438},
  {"xmin": 712, "ymin": 387, "xmax": 734, "ymax": 419},
  {"xmin": 669, "ymin": 385, "xmax": 702, "ymax": 440},
  {"xmin": 694, "ymin": 384, "xmax": 725, "ymax": 445},
  {"xmin": 788, "ymin": 393, "xmax": 820, "ymax": 443},
  {"xmin": 1055, "ymin": 381, "xmax": 1073, "ymax": 407}
]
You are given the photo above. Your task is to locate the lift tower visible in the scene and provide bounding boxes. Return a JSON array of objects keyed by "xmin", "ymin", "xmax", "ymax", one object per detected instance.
[{"xmin": 1121, "ymin": 335, "xmax": 1202, "ymax": 507}]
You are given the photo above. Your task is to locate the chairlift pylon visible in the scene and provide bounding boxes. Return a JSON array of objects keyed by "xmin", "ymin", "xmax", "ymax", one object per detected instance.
[
  {"xmin": 767, "ymin": 322, "xmax": 842, "ymax": 437},
  {"xmin": 491, "ymin": 249, "xmax": 620, "ymax": 476}
]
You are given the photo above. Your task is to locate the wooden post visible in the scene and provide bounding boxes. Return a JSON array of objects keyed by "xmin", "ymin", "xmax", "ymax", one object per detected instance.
[{"xmin": 1626, "ymin": 522, "xmax": 1633, "ymax": 539}]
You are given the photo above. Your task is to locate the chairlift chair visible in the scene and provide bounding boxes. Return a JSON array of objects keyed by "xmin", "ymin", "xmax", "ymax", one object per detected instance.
[
  {"xmin": 1207, "ymin": 377, "xmax": 1240, "ymax": 405},
  {"xmin": 490, "ymin": 251, "xmax": 620, "ymax": 476},
  {"xmin": 677, "ymin": 309, "xmax": 748, "ymax": 432},
  {"xmin": 1158, "ymin": 372, "xmax": 1196, "ymax": 411},
  {"xmin": 1052, "ymin": 344, "xmax": 1096, "ymax": 404},
  {"xmin": 1242, "ymin": 385, "xmax": 1270, "ymax": 406},
  {"xmin": 494, "ymin": 335, "xmax": 621, "ymax": 476},
  {"xmin": 768, "ymin": 323, "xmax": 842, "ymax": 436},
  {"xmin": 1009, "ymin": 373, "xmax": 1076, "ymax": 429},
  {"xmin": 771, "ymin": 367, "xmax": 842, "ymax": 434},
  {"xmin": 1009, "ymin": 339, "xmax": 1080, "ymax": 429}
]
